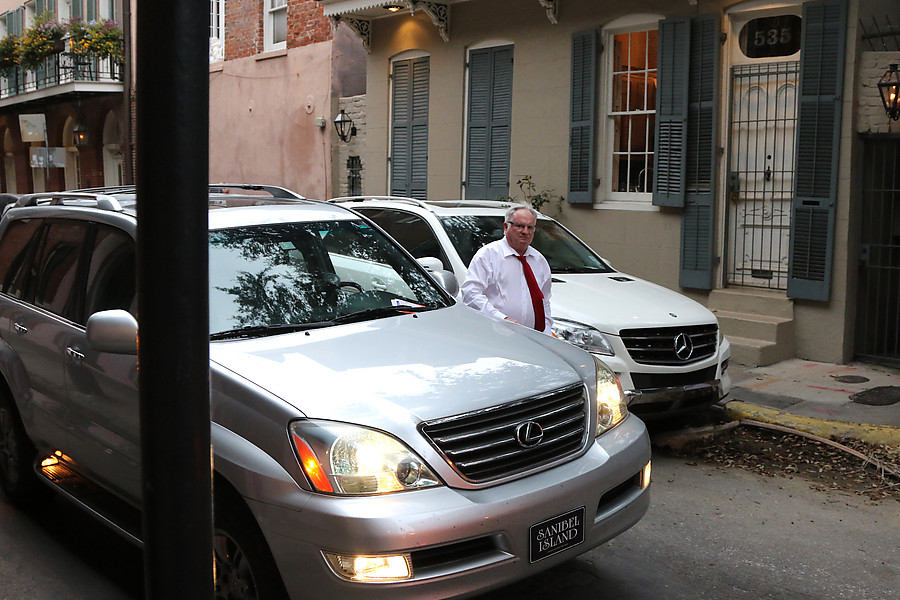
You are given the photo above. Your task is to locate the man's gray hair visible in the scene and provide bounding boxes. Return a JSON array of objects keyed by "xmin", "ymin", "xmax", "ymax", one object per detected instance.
[{"xmin": 505, "ymin": 204, "xmax": 538, "ymax": 223}]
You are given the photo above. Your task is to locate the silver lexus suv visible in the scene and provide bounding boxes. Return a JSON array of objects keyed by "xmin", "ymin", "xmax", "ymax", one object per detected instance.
[{"xmin": 0, "ymin": 188, "xmax": 651, "ymax": 599}]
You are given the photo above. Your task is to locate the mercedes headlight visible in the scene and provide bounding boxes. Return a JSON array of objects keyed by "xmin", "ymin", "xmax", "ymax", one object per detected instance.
[
  {"xmin": 552, "ymin": 319, "xmax": 615, "ymax": 356},
  {"xmin": 290, "ymin": 420, "xmax": 442, "ymax": 495},
  {"xmin": 593, "ymin": 356, "xmax": 628, "ymax": 436}
]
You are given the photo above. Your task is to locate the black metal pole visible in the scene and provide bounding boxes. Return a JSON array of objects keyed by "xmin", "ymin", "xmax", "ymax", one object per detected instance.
[{"xmin": 135, "ymin": 1, "xmax": 212, "ymax": 599}]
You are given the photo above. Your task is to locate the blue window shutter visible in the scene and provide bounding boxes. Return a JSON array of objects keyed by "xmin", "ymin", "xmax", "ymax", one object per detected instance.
[
  {"xmin": 390, "ymin": 57, "xmax": 430, "ymax": 199},
  {"xmin": 72, "ymin": 1, "xmax": 82, "ymax": 19},
  {"xmin": 36, "ymin": 0, "xmax": 46, "ymax": 15},
  {"xmin": 466, "ymin": 46, "xmax": 513, "ymax": 199},
  {"xmin": 568, "ymin": 30, "xmax": 597, "ymax": 204},
  {"xmin": 680, "ymin": 14, "xmax": 720, "ymax": 290},
  {"xmin": 86, "ymin": 1, "xmax": 97, "ymax": 21},
  {"xmin": 653, "ymin": 17, "xmax": 690, "ymax": 208},
  {"xmin": 787, "ymin": 0, "xmax": 846, "ymax": 301}
]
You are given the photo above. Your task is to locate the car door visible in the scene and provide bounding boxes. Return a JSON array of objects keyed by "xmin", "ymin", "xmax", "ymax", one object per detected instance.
[
  {"xmin": 63, "ymin": 224, "xmax": 140, "ymax": 503},
  {"xmin": 0, "ymin": 218, "xmax": 77, "ymax": 450}
]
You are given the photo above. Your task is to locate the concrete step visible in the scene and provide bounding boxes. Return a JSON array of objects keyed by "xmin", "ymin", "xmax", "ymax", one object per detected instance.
[
  {"xmin": 707, "ymin": 289, "xmax": 795, "ymax": 367},
  {"xmin": 708, "ymin": 288, "xmax": 794, "ymax": 318},
  {"xmin": 714, "ymin": 310, "xmax": 794, "ymax": 345},
  {"xmin": 726, "ymin": 335, "xmax": 795, "ymax": 367}
]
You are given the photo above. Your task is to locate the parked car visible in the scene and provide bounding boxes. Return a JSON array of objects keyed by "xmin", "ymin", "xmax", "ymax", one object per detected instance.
[
  {"xmin": 0, "ymin": 188, "xmax": 651, "ymax": 600},
  {"xmin": 332, "ymin": 197, "xmax": 732, "ymax": 418}
]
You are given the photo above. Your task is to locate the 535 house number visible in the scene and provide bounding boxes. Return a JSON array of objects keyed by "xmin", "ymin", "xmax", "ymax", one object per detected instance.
[{"xmin": 740, "ymin": 15, "xmax": 802, "ymax": 59}]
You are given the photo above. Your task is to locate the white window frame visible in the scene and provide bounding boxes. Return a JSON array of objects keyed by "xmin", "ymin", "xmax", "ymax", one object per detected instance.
[
  {"xmin": 265, "ymin": 0, "xmax": 287, "ymax": 52},
  {"xmin": 210, "ymin": 0, "xmax": 225, "ymax": 62},
  {"xmin": 599, "ymin": 14, "xmax": 663, "ymax": 210}
]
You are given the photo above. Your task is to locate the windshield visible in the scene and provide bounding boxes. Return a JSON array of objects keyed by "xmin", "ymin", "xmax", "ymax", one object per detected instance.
[
  {"xmin": 439, "ymin": 215, "xmax": 614, "ymax": 274},
  {"xmin": 209, "ymin": 219, "xmax": 449, "ymax": 337}
]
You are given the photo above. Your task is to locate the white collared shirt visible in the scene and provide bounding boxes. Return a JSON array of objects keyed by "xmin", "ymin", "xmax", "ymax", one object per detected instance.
[{"xmin": 461, "ymin": 237, "xmax": 552, "ymax": 333}]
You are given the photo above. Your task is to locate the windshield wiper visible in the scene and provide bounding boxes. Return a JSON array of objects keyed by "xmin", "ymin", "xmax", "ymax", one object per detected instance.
[
  {"xmin": 332, "ymin": 305, "xmax": 431, "ymax": 325},
  {"xmin": 210, "ymin": 321, "xmax": 335, "ymax": 340}
]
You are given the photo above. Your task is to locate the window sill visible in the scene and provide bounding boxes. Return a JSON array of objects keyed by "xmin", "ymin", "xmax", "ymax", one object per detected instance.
[
  {"xmin": 209, "ymin": 62, "xmax": 224, "ymax": 73},
  {"xmin": 593, "ymin": 200, "xmax": 660, "ymax": 212},
  {"xmin": 255, "ymin": 48, "xmax": 287, "ymax": 62}
]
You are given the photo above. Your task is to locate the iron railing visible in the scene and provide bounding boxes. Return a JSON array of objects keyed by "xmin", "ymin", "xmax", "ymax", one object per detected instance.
[{"xmin": 0, "ymin": 44, "xmax": 123, "ymax": 98}]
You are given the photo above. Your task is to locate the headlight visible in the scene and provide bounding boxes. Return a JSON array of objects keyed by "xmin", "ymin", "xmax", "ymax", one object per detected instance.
[
  {"xmin": 290, "ymin": 420, "xmax": 442, "ymax": 495},
  {"xmin": 593, "ymin": 356, "xmax": 628, "ymax": 436},
  {"xmin": 551, "ymin": 319, "xmax": 615, "ymax": 356}
]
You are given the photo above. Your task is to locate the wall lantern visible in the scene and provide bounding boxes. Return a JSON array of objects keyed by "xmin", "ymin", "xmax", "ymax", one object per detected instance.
[
  {"xmin": 73, "ymin": 117, "xmax": 89, "ymax": 146},
  {"xmin": 878, "ymin": 63, "xmax": 900, "ymax": 121},
  {"xmin": 333, "ymin": 110, "xmax": 356, "ymax": 142}
]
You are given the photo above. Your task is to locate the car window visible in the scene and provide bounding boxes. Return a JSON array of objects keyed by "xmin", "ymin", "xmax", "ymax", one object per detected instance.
[
  {"xmin": 83, "ymin": 225, "xmax": 136, "ymax": 321},
  {"xmin": 439, "ymin": 215, "xmax": 614, "ymax": 273},
  {"xmin": 209, "ymin": 219, "xmax": 448, "ymax": 336},
  {"xmin": 0, "ymin": 218, "xmax": 42, "ymax": 299},
  {"xmin": 356, "ymin": 208, "xmax": 451, "ymax": 270},
  {"xmin": 31, "ymin": 221, "xmax": 89, "ymax": 316}
]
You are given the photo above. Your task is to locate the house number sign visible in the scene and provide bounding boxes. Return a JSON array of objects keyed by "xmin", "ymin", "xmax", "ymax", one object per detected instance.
[{"xmin": 739, "ymin": 14, "xmax": 802, "ymax": 59}]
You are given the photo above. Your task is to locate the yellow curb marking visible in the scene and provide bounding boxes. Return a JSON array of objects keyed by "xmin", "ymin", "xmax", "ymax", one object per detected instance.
[{"xmin": 725, "ymin": 401, "xmax": 900, "ymax": 447}]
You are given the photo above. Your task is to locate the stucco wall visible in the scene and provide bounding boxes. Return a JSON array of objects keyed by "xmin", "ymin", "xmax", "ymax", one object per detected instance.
[
  {"xmin": 359, "ymin": 0, "xmax": 876, "ymax": 364},
  {"xmin": 209, "ymin": 41, "xmax": 335, "ymax": 200}
]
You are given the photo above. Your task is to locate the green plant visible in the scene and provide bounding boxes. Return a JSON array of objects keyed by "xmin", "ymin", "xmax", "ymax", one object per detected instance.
[
  {"xmin": 18, "ymin": 12, "xmax": 65, "ymax": 70},
  {"xmin": 509, "ymin": 175, "xmax": 565, "ymax": 216},
  {"xmin": 66, "ymin": 18, "xmax": 124, "ymax": 62}
]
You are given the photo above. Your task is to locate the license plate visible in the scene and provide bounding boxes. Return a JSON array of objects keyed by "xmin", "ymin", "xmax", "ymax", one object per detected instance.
[{"xmin": 529, "ymin": 506, "xmax": 585, "ymax": 563}]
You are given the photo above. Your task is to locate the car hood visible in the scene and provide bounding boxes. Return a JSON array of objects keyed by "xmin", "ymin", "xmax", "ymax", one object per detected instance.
[
  {"xmin": 550, "ymin": 273, "xmax": 718, "ymax": 334},
  {"xmin": 210, "ymin": 304, "xmax": 591, "ymax": 428}
]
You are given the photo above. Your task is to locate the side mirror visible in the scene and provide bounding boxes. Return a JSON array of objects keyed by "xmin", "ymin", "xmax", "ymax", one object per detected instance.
[
  {"xmin": 429, "ymin": 269, "xmax": 459, "ymax": 297},
  {"xmin": 416, "ymin": 256, "xmax": 443, "ymax": 272},
  {"xmin": 86, "ymin": 309, "xmax": 138, "ymax": 355}
]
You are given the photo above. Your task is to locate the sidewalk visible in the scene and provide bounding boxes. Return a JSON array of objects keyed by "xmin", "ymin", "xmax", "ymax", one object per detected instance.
[{"xmin": 723, "ymin": 358, "xmax": 900, "ymax": 447}]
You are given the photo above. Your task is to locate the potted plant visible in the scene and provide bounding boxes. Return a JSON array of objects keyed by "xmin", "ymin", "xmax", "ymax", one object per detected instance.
[
  {"xmin": 66, "ymin": 18, "xmax": 124, "ymax": 62},
  {"xmin": 18, "ymin": 12, "xmax": 65, "ymax": 70},
  {"xmin": 0, "ymin": 35, "xmax": 19, "ymax": 76}
]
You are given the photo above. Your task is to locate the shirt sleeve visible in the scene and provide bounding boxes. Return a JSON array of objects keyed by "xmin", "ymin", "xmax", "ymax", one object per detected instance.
[{"xmin": 461, "ymin": 248, "xmax": 507, "ymax": 320}]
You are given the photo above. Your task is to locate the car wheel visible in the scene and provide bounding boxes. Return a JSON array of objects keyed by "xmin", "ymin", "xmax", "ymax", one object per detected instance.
[
  {"xmin": 214, "ymin": 489, "xmax": 289, "ymax": 600},
  {"xmin": 0, "ymin": 389, "xmax": 47, "ymax": 505}
]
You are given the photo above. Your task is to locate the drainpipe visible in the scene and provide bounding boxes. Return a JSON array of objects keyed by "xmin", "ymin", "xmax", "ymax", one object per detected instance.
[{"xmin": 122, "ymin": 0, "xmax": 133, "ymax": 184}]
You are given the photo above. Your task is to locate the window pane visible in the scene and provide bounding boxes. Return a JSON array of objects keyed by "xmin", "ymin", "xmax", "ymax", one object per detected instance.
[
  {"xmin": 84, "ymin": 226, "xmax": 135, "ymax": 322},
  {"xmin": 33, "ymin": 222, "xmax": 87, "ymax": 316},
  {"xmin": 273, "ymin": 8, "xmax": 286, "ymax": 44},
  {"xmin": 608, "ymin": 28, "xmax": 657, "ymax": 197}
]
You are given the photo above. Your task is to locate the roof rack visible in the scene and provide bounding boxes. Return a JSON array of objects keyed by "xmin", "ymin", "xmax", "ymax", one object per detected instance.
[
  {"xmin": 329, "ymin": 195, "xmax": 427, "ymax": 208},
  {"xmin": 209, "ymin": 184, "xmax": 306, "ymax": 200},
  {"xmin": 15, "ymin": 192, "xmax": 124, "ymax": 212}
]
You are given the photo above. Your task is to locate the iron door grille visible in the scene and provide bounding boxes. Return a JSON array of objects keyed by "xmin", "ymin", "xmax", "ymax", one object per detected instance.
[
  {"xmin": 620, "ymin": 324, "xmax": 718, "ymax": 365},
  {"xmin": 420, "ymin": 384, "xmax": 587, "ymax": 483}
]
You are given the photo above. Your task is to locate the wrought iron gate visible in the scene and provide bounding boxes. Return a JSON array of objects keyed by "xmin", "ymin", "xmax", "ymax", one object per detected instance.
[
  {"xmin": 856, "ymin": 139, "xmax": 900, "ymax": 365},
  {"xmin": 726, "ymin": 61, "xmax": 799, "ymax": 290}
]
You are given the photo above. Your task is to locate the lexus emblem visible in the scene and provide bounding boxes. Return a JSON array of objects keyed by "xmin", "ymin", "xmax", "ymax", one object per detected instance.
[
  {"xmin": 515, "ymin": 421, "xmax": 544, "ymax": 448},
  {"xmin": 674, "ymin": 332, "xmax": 694, "ymax": 361}
]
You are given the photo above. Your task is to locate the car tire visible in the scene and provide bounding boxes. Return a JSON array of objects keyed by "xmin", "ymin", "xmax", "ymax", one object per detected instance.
[
  {"xmin": 0, "ymin": 389, "xmax": 48, "ymax": 506},
  {"xmin": 214, "ymin": 486, "xmax": 290, "ymax": 600}
]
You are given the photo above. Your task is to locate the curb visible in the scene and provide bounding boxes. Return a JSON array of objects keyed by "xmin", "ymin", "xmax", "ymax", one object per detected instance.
[{"xmin": 724, "ymin": 400, "xmax": 900, "ymax": 447}]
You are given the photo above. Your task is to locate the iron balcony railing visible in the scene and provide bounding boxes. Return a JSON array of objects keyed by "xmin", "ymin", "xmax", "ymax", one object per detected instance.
[{"xmin": 0, "ymin": 42, "xmax": 123, "ymax": 99}]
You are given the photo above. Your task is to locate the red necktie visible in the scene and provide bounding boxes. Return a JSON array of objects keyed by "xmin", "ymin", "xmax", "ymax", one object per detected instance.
[{"xmin": 514, "ymin": 254, "xmax": 545, "ymax": 331}]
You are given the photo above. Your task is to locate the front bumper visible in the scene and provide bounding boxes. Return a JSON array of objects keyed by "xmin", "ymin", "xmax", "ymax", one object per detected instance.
[
  {"xmin": 625, "ymin": 380, "xmax": 721, "ymax": 417},
  {"xmin": 250, "ymin": 415, "xmax": 651, "ymax": 600}
]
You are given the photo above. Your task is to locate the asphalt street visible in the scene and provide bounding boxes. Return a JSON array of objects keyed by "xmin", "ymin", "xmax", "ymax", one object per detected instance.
[{"xmin": 2, "ymin": 451, "xmax": 897, "ymax": 600}]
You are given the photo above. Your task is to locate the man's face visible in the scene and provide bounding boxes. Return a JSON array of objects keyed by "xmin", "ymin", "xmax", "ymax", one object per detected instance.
[{"xmin": 504, "ymin": 208, "xmax": 537, "ymax": 254}]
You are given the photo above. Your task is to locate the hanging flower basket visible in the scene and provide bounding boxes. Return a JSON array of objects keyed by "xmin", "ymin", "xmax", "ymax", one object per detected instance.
[
  {"xmin": 18, "ymin": 12, "xmax": 65, "ymax": 70},
  {"xmin": 66, "ymin": 18, "xmax": 124, "ymax": 62},
  {"xmin": 0, "ymin": 34, "xmax": 19, "ymax": 76}
]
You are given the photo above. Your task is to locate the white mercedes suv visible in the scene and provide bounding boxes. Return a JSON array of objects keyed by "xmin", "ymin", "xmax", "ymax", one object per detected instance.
[{"xmin": 334, "ymin": 197, "xmax": 732, "ymax": 419}]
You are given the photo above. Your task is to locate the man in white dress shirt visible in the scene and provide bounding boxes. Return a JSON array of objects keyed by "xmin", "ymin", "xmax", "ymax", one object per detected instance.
[{"xmin": 462, "ymin": 205, "xmax": 552, "ymax": 333}]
